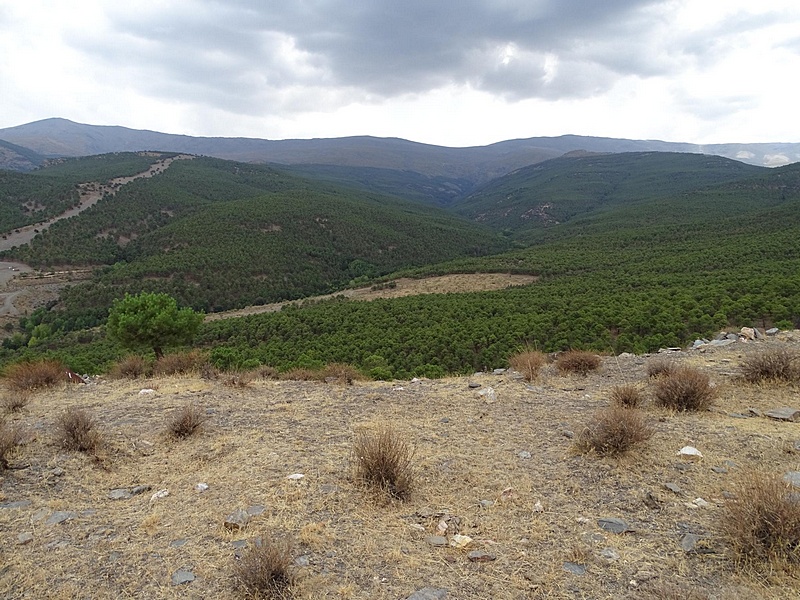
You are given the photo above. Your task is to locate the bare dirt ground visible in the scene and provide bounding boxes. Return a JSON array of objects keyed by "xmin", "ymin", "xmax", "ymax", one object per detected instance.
[
  {"xmin": 0, "ymin": 155, "xmax": 193, "ymax": 326},
  {"xmin": 205, "ymin": 274, "xmax": 539, "ymax": 322},
  {"xmin": 2, "ymin": 334, "xmax": 799, "ymax": 599}
]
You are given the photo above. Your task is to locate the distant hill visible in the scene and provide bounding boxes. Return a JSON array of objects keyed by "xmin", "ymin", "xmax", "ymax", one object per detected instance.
[
  {"xmin": 0, "ymin": 138, "xmax": 47, "ymax": 171},
  {"xmin": 454, "ymin": 152, "xmax": 766, "ymax": 233},
  {"xmin": 1, "ymin": 118, "xmax": 799, "ymax": 185}
]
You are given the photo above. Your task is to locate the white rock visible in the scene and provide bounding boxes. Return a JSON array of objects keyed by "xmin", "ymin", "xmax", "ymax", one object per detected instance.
[
  {"xmin": 195, "ymin": 483, "xmax": 209, "ymax": 492},
  {"xmin": 478, "ymin": 387, "xmax": 496, "ymax": 402},
  {"xmin": 286, "ymin": 473, "xmax": 304, "ymax": 480},
  {"xmin": 678, "ymin": 446, "xmax": 703, "ymax": 460},
  {"xmin": 693, "ymin": 497, "xmax": 711, "ymax": 508},
  {"xmin": 139, "ymin": 388, "xmax": 156, "ymax": 395},
  {"xmin": 533, "ymin": 500, "xmax": 544, "ymax": 513},
  {"xmin": 150, "ymin": 489, "xmax": 169, "ymax": 503}
]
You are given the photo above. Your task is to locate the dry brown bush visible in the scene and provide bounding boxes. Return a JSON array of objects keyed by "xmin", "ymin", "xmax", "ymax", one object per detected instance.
[
  {"xmin": 109, "ymin": 354, "xmax": 151, "ymax": 379},
  {"xmin": 167, "ymin": 403, "xmax": 208, "ymax": 439},
  {"xmin": 234, "ymin": 537, "xmax": 295, "ymax": 599},
  {"xmin": 353, "ymin": 425, "xmax": 415, "ymax": 500},
  {"xmin": 256, "ymin": 365, "xmax": 279, "ymax": 379},
  {"xmin": 221, "ymin": 370, "xmax": 255, "ymax": 388},
  {"xmin": 720, "ymin": 470, "xmax": 800, "ymax": 567},
  {"xmin": 279, "ymin": 368, "xmax": 322, "ymax": 382},
  {"xmin": 57, "ymin": 407, "xmax": 102, "ymax": 453},
  {"xmin": 653, "ymin": 366, "xmax": 715, "ymax": 412},
  {"xmin": 2, "ymin": 391, "xmax": 31, "ymax": 413},
  {"xmin": 646, "ymin": 356, "xmax": 677, "ymax": 378},
  {"xmin": 0, "ymin": 419, "xmax": 24, "ymax": 470},
  {"xmin": 153, "ymin": 350, "xmax": 209, "ymax": 376},
  {"xmin": 3, "ymin": 359, "xmax": 68, "ymax": 391},
  {"xmin": 508, "ymin": 350, "xmax": 547, "ymax": 381},
  {"xmin": 321, "ymin": 363, "xmax": 364, "ymax": 385},
  {"xmin": 556, "ymin": 350, "xmax": 601, "ymax": 376},
  {"xmin": 575, "ymin": 405, "xmax": 653, "ymax": 456},
  {"xmin": 740, "ymin": 348, "xmax": 799, "ymax": 383},
  {"xmin": 610, "ymin": 383, "xmax": 644, "ymax": 408}
]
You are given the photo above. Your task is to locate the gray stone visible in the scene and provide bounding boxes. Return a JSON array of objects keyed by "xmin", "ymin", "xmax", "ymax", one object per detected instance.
[
  {"xmin": 747, "ymin": 407, "xmax": 763, "ymax": 417},
  {"xmin": 562, "ymin": 562, "xmax": 586, "ymax": 575},
  {"xmin": 600, "ymin": 547, "xmax": 620, "ymax": 560},
  {"xmin": 30, "ymin": 508, "xmax": 48, "ymax": 522},
  {"xmin": 425, "ymin": 535, "xmax": 447, "ymax": 547},
  {"xmin": 0, "ymin": 500, "xmax": 32, "ymax": 509},
  {"xmin": 17, "ymin": 532, "xmax": 34, "ymax": 545},
  {"xmin": 223, "ymin": 509, "xmax": 251, "ymax": 531},
  {"xmin": 664, "ymin": 482, "xmax": 682, "ymax": 494},
  {"xmin": 467, "ymin": 550, "xmax": 496, "ymax": 562},
  {"xmin": 406, "ymin": 587, "xmax": 448, "ymax": 600},
  {"xmin": 710, "ymin": 339, "xmax": 736, "ymax": 347},
  {"xmin": 562, "ymin": 430, "xmax": 574, "ymax": 439},
  {"xmin": 295, "ymin": 555, "xmax": 311, "ymax": 567},
  {"xmin": 319, "ymin": 484, "xmax": 338, "ymax": 494},
  {"xmin": 765, "ymin": 407, "xmax": 800, "ymax": 422},
  {"xmin": 518, "ymin": 451, "xmax": 531, "ymax": 460},
  {"xmin": 171, "ymin": 570, "xmax": 195, "ymax": 585},
  {"xmin": 130, "ymin": 485, "xmax": 152, "ymax": 496},
  {"xmin": 231, "ymin": 540, "xmax": 248, "ymax": 549},
  {"xmin": 170, "ymin": 539, "xmax": 188, "ymax": 548},
  {"xmin": 492, "ymin": 368, "xmax": 506, "ymax": 375},
  {"xmin": 680, "ymin": 533, "xmax": 700, "ymax": 552},
  {"xmin": 246, "ymin": 505, "xmax": 265, "ymax": 516},
  {"xmin": 711, "ymin": 466, "xmax": 728, "ymax": 474},
  {"xmin": 766, "ymin": 327, "xmax": 780, "ymax": 336},
  {"xmin": 108, "ymin": 489, "xmax": 133, "ymax": 500},
  {"xmin": 726, "ymin": 333, "xmax": 739, "ymax": 340},
  {"xmin": 597, "ymin": 517, "xmax": 631, "ymax": 534},
  {"xmin": 46, "ymin": 511, "xmax": 76, "ymax": 525},
  {"xmin": 468, "ymin": 382, "xmax": 481, "ymax": 389},
  {"xmin": 784, "ymin": 472, "xmax": 800, "ymax": 488},
  {"xmin": 754, "ymin": 328, "xmax": 765, "ymax": 340},
  {"xmin": 479, "ymin": 500, "xmax": 494, "ymax": 509}
]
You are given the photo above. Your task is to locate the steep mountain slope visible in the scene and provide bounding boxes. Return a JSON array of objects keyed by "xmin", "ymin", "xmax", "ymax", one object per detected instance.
[
  {"xmin": 454, "ymin": 152, "xmax": 766, "ymax": 234},
  {"xmin": 1, "ymin": 155, "xmax": 507, "ymax": 315}
]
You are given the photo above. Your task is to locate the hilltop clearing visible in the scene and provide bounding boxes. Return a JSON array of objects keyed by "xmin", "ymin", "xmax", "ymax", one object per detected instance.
[{"xmin": 2, "ymin": 334, "xmax": 800, "ymax": 598}]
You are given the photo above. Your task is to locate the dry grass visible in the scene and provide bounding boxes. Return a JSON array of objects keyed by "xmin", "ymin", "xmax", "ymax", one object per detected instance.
[
  {"xmin": 352, "ymin": 425, "xmax": 415, "ymax": 500},
  {"xmin": 0, "ymin": 419, "xmax": 24, "ymax": 469},
  {"xmin": 221, "ymin": 370, "xmax": 255, "ymax": 388},
  {"xmin": 279, "ymin": 368, "xmax": 321, "ymax": 382},
  {"xmin": 167, "ymin": 403, "xmax": 208, "ymax": 439},
  {"xmin": 153, "ymin": 350, "xmax": 209, "ymax": 376},
  {"xmin": 645, "ymin": 582, "xmax": 710, "ymax": 600},
  {"xmin": 653, "ymin": 366, "xmax": 715, "ymax": 411},
  {"xmin": 555, "ymin": 350, "xmax": 601, "ymax": 375},
  {"xmin": 320, "ymin": 363, "xmax": 364, "ymax": 384},
  {"xmin": 610, "ymin": 383, "xmax": 644, "ymax": 407},
  {"xmin": 56, "ymin": 407, "xmax": 102, "ymax": 453},
  {"xmin": 2, "ymin": 390, "xmax": 31, "ymax": 413},
  {"xmin": 3, "ymin": 358, "xmax": 67, "ymax": 391},
  {"xmin": 109, "ymin": 354, "xmax": 152, "ymax": 379},
  {"xmin": 740, "ymin": 348, "xmax": 799, "ymax": 383},
  {"xmin": 575, "ymin": 405, "xmax": 653, "ymax": 456},
  {"xmin": 646, "ymin": 356, "xmax": 677, "ymax": 378},
  {"xmin": 508, "ymin": 350, "xmax": 547, "ymax": 381},
  {"xmin": 720, "ymin": 470, "xmax": 800, "ymax": 567},
  {"xmin": 233, "ymin": 537, "xmax": 295, "ymax": 599}
]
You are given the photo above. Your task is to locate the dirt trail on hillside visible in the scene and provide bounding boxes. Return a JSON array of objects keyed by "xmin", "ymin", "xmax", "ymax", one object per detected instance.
[
  {"xmin": 0, "ymin": 154, "xmax": 193, "ymax": 321},
  {"xmin": 205, "ymin": 273, "xmax": 539, "ymax": 322}
]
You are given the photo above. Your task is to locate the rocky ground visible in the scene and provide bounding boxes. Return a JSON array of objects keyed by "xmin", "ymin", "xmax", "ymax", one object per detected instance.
[{"xmin": 1, "ymin": 331, "xmax": 799, "ymax": 599}]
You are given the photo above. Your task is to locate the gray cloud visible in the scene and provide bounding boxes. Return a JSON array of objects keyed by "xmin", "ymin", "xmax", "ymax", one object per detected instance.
[{"xmin": 62, "ymin": 1, "xmax": 791, "ymax": 116}]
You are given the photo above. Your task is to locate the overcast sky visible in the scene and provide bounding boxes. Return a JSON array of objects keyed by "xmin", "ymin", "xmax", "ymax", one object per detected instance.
[{"xmin": 1, "ymin": 0, "xmax": 798, "ymax": 147}]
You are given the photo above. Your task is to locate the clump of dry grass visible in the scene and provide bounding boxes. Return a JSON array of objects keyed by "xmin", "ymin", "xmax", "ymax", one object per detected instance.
[
  {"xmin": 234, "ymin": 537, "xmax": 295, "ymax": 599},
  {"xmin": 575, "ymin": 405, "xmax": 653, "ymax": 456},
  {"xmin": 2, "ymin": 390, "xmax": 31, "ymax": 413},
  {"xmin": 3, "ymin": 359, "xmax": 67, "ymax": 391},
  {"xmin": 279, "ymin": 368, "xmax": 321, "ymax": 382},
  {"xmin": 57, "ymin": 407, "xmax": 102, "ymax": 453},
  {"xmin": 646, "ymin": 356, "xmax": 677, "ymax": 378},
  {"xmin": 556, "ymin": 350, "xmax": 601, "ymax": 376},
  {"xmin": 109, "ymin": 354, "xmax": 151, "ymax": 379},
  {"xmin": 353, "ymin": 426, "xmax": 415, "ymax": 500},
  {"xmin": 645, "ymin": 582, "xmax": 710, "ymax": 600},
  {"xmin": 720, "ymin": 470, "xmax": 800, "ymax": 567},
  {"xmin": 740, "ymin": 348, "xmax": 799, "ymax": 383},
  {"xmin": 221, "ymin": 370, "xmax": 255, "ymax": 388},
  {"xmin": 321, "ymin": 363, "xmax": 364, "ymax": 385},
  {"xmin": 153, "ymin": 350, "xmax": 209, "ymax": 376},
  {"xmin": 653, "ymin": 367, "xmax": 715, "ymax": 412},
  {"xmin": 508, "ymin": 350, "xmax": 547, "ymax": 381},
  {"xmin": 0, "ymin": 419, "xmax": 24, "ymax": 470},
  {"xmin": 256, "ymin": 365, "xmax": 279, "ymax": 379},
  {"xmin": 167, "ymin": 403, "xmax": 208, "ymax": 439},
  {"xmin": 610, "ymin": 383, "xmax": 644, "ymax": 408}
]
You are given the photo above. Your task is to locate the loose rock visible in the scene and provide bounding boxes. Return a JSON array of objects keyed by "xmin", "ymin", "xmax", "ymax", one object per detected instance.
[
  {"xmin": 0, "ymin": 500, "xmax": 32, "ymax": 510},
  {"xmin": 425, "ymin": 536, "xmax": 447, "ymax": 547},
  {"xmin": 171, "ymin": 569, "xmax": 195, "ymax": 585},
  {"xmin": 765, "ymin": 407, "xmax": 800, "ymax": 422},
  {"xmin": 783, "ymin": 472, "xmax": 800, "ymax": 488},
  {"xmin": 18, "ymin": 532, "xmax": 34, "ymax": 545},
  {"xmin": 406, "ymin": 588, "xmax": 448, "ymax": 600},
  {"xmin": 563, "ymin": 562, "xmax": 586, "ymax": 575},
  {"xmin": 467, "ymin": 550, "xmax": 496, "ymax": 562},
  {"xmin": 224, "ymin": 509, "xmax": 251, "ymax": 531},
  {"xmin": 597, "ymin": 517, "xmax": 631, "ymax": 534},
  {"xmin": 46, "ymin": 511, "xmax": 77, "ymax": 525},
  {"xmin": 664, "ymin": 482, "xmax": 682, "ymax": 494}
]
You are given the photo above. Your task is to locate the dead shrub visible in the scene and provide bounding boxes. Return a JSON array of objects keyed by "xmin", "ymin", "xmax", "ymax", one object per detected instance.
[
  {"xmin": 109, "ymin": 354, "xmax": 151, "ymax": 379},
  {"xmin": 256, "ymin": 365, "xmax": 279, "ymax": 379},
  {"xmin": 321, "ymin": 363, "xmax": 364, "ymax": 385},
  {"xmin": 57, "ymin": 407, "xmax": 102, "ymax": 453},
  {"xmin": 0, "ymin": 420, "xmax": 24, "ymax": 470},
  {"xmin": 509, "ymin": 350, "xmax": 547, "ymax": 381},
  {"xmin": 2, "ymin": 391, "xmax": 31, "ymax": 413},
  {"xmin": 740, "ymin": 348, "xmax": 799, "ymax": 383},
  {"xmin": 610, "ymin": 383, "xmax": 644, "ymax": 408},
  {"xmin": 646, "ymin": 356, "xmax": 677, "ymax": 378},
  {"xmin": 575, "ymin": 405, "xmax": 653, "ymax": 456},
  {"xmin": 167, "ymin": 403, "xmax": 207, "ymax": 439},
  {"xmin": 720, "ymin": 470, "xmax": 800, "ymax": 567},
  {"xmin": 234, "ymin": 537, "xmax": 295, "ymax": 599},
  {"xmin": 3, "ymin": 359, "xmax": 68, "ymax": 391},
  {"xmin": 556, "ymin": 350, "xmax": 601, "ymax": 376},
  {"xmin": 653, "ymin": 367, "xmax": 715, "ymax": 412},
  {"xmin": 222, "ymin": 370, "xmax": 255, "ymax": 388},
  {"xmin": 153, "ymin": 350, "xmax": 209, "ymax": 376},
  {"xmin": 353, "ymin": 426, "xmax": 415, "ymax": 500},
  {"xmin": 279, "ymin": 368, "xmax": 322, "ymax": 382}
]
